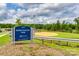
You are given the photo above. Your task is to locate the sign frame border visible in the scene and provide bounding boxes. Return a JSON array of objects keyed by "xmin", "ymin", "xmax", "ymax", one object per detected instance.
[{"xmin": 12, "ymin": 26, "xmax": 33, "ymax": 44}]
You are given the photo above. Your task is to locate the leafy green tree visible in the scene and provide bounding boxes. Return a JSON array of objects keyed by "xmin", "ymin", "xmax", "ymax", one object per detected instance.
[
  {"xmin": 56, "ymin": 20, "xmax": 61, "ymax": 31},
  {"xmin": 74, "ymin": 17, "xmax": 79, "ymax": 33},
  {"xmin": 16, "ymin": 18, "xmax": 22, "ymax": 26},
  {"xmin": 74, "ymin": 17, "xmax": 79, "ymax": 24}
]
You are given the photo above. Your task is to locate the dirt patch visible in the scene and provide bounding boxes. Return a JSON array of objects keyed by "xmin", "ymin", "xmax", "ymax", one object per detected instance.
[
  {"xmin": 35, "ymin": 32, "xmax": 58, "ymax": 37},
  {"xmin": 0, "ymin": 43, "xmax": 65, "ymax": 56},
  {"xmin": 0, "ymin": 43, "xmax": 30, "ymax": 56},
  {"xmin": 28, "ymin": 44, "xmax": 64, "ymax": 56}
]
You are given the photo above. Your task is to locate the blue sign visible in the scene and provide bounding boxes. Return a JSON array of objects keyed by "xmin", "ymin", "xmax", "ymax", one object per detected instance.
[{"xmin": 12, "ymin": 26, "xmax": 32, "ymax": 41}]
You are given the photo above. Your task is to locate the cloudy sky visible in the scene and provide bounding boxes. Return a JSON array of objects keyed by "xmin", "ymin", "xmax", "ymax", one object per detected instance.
[{"xmin": 0, "ymin": 3, "xmax": 79, "ymax": 24}]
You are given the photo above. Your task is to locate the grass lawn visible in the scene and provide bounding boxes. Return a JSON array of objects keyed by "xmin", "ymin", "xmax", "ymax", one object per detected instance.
[
  {"xmin": 22, "ymin": 39, "xmax": 79, "ymax": 56},
  {"xmin": 44, "ymin": 41, "xmax": 79, "ymax": 56},
  {"xmin": 0, "ymin": 32, "xmax": 79, "ymax": 55},
  {"xmin": 0, "ymin": 32, "xmax": 8, "ymax": 35},
  {"xmin": 0, "ymin": 34, "xmax": 10, "ymax": 46},
  {"xmin": 55, "ymin": 32, "xmax": 79, "ymax": 39},
  {"xmin": 35, "ymin": 31, "xmax": 79, "ymax": 39},
  {"xmin": 32, "ymin": 39, "xmax": 79, "ymax": 56}
]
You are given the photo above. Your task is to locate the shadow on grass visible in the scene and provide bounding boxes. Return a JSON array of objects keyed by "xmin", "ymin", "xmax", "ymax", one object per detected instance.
[{"xmin": 14, "ymin": 42, "xmax": 30, "ymax": 45}]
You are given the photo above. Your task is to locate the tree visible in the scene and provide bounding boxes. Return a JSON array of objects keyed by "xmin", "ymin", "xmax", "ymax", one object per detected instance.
[
  {"xmin": 61, "ymin": 20, "xmax": 67, "ymax": 32},
  {"xmin": 56, "ymin": 20, "xmax": 61, "ymax": 31},
  {"xmin": 74, "ymin": 17, "xmax": 79, "ymax": 24},
  {"xmin": 74, "ymin": 17, "xmax": 79, "ymax": 33},
  {"xmin": 16, "ymin": 18, "xmax": 21, "ymax": 25}
]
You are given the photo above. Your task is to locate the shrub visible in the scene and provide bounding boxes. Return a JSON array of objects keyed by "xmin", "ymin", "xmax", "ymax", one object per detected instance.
[{"xmin": 0, "ymin": 30, "xmax": 2, "ymax": 32}]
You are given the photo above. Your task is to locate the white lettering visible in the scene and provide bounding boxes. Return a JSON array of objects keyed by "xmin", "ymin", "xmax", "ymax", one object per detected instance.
[{"xmin": 16, "ymin": 29, "xmax": 30, "ymax": 32}]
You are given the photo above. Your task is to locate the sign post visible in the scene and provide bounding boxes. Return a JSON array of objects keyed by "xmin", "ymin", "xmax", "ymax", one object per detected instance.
[{"xmin": 12, "ymin": 26, "xmax": 33, "ymax": 44}]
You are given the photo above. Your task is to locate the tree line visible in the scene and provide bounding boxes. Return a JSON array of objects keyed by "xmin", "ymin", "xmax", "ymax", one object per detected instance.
[{"xmin": 0, "ymin": 17, "xmax": 79, "ymax": 33}]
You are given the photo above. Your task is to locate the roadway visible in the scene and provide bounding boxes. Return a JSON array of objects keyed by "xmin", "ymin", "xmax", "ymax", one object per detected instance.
[{"xmin": 35, "ymin": 36, "xmax": 79, "ymax": 42}]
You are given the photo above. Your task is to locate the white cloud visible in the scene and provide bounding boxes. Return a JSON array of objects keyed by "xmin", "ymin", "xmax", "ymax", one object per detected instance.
[
  {"xmin": 0, "ymin": 3, "xmax": 79, "ymax": 24},
  {"xmin": 0, "ymin": 18, "xmax": 16, "ymax": 24},
  {"xmin": 0, "ymin": 3, "xmax": 6, "ymax": 8},
  {"xmin": 25, "ymin": 3, "xmax": 60, "ymax": 16},
  {"xmin": 15, "ymin": 9, "xmax": 27, "ymax": 18}
]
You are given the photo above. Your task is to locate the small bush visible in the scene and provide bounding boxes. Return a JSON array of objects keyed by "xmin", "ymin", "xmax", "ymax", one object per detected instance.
[
  {"xmin": 5, "ymin": 28, "xmax": 11, "ymax": 31},
  {"xmin": 0, "ymin": 30, "xmax": 2, "ymax": 32}
]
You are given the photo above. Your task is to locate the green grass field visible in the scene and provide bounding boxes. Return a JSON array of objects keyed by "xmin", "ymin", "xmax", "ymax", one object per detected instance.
[
  {"xmin": 0, "ymin": 32, "xmax": 79, "ymax": 55},
  {"xmin": 35, "ymin": 31, "xmax": 79, "ymax": 39},
  {"xmin": 0, "ymin": 32, "xmax": 8, "ymax": 35},
  {"xmin": 23, "ymin": 39, "xmax": 79, "ymax": 56},
  {"xmin": 0, "ymin": 33, "xmax": 10, "ymax": 46},
  {"xmin": 55, "ymin": 32, "xmax": 79, "ymax": 39},
  {"xmin": 44, "ymin": 40, "xmax": 79, "ymax": 56},
  {"xmin": 45, "ymin": 40, "xmax": 79, "ymax": 55}
]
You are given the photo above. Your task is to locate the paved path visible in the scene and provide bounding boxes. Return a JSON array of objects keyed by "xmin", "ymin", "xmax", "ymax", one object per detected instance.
[
  {"xmin": 0, "ymin": 32, "xmax": 9, "ymax": 37},
  {"xmin": 35, "ymin": 36, "xmax": 79, "ymax": 42}
]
